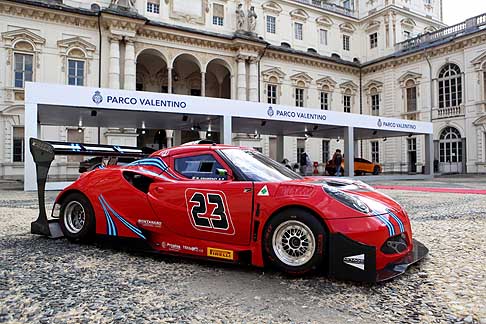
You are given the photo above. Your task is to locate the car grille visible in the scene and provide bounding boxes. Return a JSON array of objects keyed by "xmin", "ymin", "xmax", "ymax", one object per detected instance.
[{"xmin": 381, "ymin": 233, "xmax": 408, "ymax": 254}]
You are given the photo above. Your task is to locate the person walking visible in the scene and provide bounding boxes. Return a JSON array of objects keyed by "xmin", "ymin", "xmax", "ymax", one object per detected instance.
[{"xmin": 332, "ymin": 149, "xmax": 343, "ymax": 176}]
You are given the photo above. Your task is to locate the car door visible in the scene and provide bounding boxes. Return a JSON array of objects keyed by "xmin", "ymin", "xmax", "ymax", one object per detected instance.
[{"xmin": 147, "ymin": 151, "xmax": 254, "ymax": 246}]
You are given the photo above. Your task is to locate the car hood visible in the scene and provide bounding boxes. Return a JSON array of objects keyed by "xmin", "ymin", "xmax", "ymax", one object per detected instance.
[{"xmin": 297, "ymin": 177, "xmax": 405, "ymax": 217}]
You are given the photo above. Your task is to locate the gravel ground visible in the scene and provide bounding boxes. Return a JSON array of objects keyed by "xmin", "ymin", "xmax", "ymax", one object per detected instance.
[{"xmin": 0, "ymin": 181, "xmax": 485, "ymax": 324}]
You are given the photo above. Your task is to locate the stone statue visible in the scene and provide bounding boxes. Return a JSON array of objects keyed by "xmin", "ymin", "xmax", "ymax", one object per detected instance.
[
  {"xmin": 110, "ymin": 0, "xmax": 136, "ymax": 11},
  {"xmin": 248, "ymin": 6, "xmax": 257, "ymax": 33},
  {"xmin": 236, "ymin": 4, "xmax": 245, "ymax": 31}
]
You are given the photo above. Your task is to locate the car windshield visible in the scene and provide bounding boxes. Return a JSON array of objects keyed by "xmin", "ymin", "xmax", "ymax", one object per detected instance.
[{"xmin": 220, "ymin": 148, "xmax": 303, "ymax": 182}]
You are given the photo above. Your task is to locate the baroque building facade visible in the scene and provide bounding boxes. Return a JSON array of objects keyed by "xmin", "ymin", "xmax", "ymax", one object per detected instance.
[{"xmin": 0, "ymin": 0, "xmax": 485, "ymax": 179}]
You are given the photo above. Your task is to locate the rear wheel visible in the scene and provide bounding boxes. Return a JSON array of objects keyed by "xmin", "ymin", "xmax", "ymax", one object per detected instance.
[
  {"xmin": 263, "ymin": 208, "xmax": 326, "ymax": 275},
  {"xmin": 59, "ymin": 193, "xmax": 95, "ymax": 242},
  {"xmin": 372, "ymin": 166, "xmax": 380, "ymax": 175}
]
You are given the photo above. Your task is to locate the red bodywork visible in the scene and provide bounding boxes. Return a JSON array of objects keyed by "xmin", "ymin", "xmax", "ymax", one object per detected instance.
[{"xmin": 54, "ymin": 144, "xmax": 415, "ymax": 272}]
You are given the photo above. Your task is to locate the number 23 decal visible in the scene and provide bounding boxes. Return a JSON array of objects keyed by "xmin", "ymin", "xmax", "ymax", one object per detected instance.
[{"xmin": 185, "ymin": 189, "xmax": 235, "ymax": 235}]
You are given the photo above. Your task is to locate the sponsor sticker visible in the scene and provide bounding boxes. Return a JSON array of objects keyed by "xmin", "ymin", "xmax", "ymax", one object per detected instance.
[
  {"xmin": 137, "ymin": 219, "xmax": 162, "ymax": 228},
  {"xmin": 343, "ymin": 254, "xmax": 365, "ymax": 270},
  {"xmin": 183, "ymin": 245, "xmax": 204, "ymax": 254},
  {"xmin": 257, "ymin": 185, "xmax": 270, "ymax": 196},
  {"xmin": 207, "ymin": 248, "xmax": 234, "ymax": 260}
]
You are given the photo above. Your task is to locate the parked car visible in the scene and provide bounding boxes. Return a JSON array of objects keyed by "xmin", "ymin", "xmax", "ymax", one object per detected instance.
[
  {"xmin": 326, "ymin": 158, "xmax": 382, "ymax": 176},
  {"xmin": 35, "ymin": 141, "xmax": 426, "ymax": 282}
]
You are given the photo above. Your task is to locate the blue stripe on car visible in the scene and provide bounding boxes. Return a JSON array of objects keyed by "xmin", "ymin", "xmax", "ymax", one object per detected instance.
[
  {"xmin": 373, "ymin": 211, "xmax": 395, "ymax": 237},
  {"xmin": 386, "ymin": 208, "xmax": 405, "ymax": 233},
  {"xmin": 98, "ymin": 196, "xmax": 117, "ymax": 236},
  {"xmin": 99, "ymin": 195, "xmax": 146, "ymax": 240}
]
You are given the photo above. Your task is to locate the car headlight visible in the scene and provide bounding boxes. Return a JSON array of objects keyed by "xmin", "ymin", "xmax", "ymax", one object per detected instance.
[{"xmin": 323, "ymin": 186, "xmax": 370, "ymax": 214}]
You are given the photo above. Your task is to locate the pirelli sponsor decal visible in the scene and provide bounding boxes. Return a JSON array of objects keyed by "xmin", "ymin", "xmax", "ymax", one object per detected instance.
[{"xmin": 207, "ymin": 247, "xmax": 234, "ymax": 260}]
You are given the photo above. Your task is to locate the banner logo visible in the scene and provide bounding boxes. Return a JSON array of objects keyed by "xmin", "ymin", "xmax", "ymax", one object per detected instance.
[
  {"xmin": 92, "ymin": 90, "xmax": 103, "ymax": 104},
  {"xmin": 267, "ymin": 106, "xmax": 274, "ymax": 117},
  {"xmin": 377, "ymin": 118, "xmax": 382, "ymax": 127}
]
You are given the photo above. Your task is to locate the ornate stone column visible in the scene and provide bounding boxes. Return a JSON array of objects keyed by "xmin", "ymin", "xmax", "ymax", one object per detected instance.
[
  {"xmin": 248, "ymin": 57, "xmax": 258, "ymax": 102},
  {"xmin": 167, "ymin": 67, "xmax": 173, "ymax": 93},
  {"xmin": 124, "ymin": 37, "xmax": 136, "ymax": 90},
  {"xmin": 236, "ymin": 55, "xmax": 247, "ymax": 100},
  {"xmin": 201, "ymin": 71, "xmax": 206, "ymax": 97},
  {"xmin": 109, "ymin": 36, "xmax": 121, "ymax": 89},
  {"xmin": 165, "ymin": 129, "xmax": 174, "ymax": 148}
]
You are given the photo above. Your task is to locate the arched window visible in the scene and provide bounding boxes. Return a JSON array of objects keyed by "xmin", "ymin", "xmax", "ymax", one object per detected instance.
[
  {"xmin": 67, "ymin": 48, "xmax": 86, "ymax": 86},
  {"xmin": 438, "ymin": 63, "xmax": 462, "ymax": 109},
  {"xmin": 13, "ymin": 41, "xmax": 34, "ymax": 88},
  {"xmin": 439, "ymin": 126, "xmax": 462, "ymax": 163},
  {"xmin": 370, "ymin": 87, "xmax": 379, "ymax": 116}
]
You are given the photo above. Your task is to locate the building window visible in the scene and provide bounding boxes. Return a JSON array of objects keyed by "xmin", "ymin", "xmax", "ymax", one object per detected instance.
[
  {"xmin": 295, "ymin": 88, "xmax": 304, "ymax": 107},
  {"xmin": 12, "ymin": 127, "xmax": 24, "ymax": 162},
  {"xmin": 343, "ymin": 95, "xmax": 351, "ymax": 113},
  {"xmin": 68, "ymin": 59, "xmax": 85, "ymax": 86},
  {"xmin": 267, "ymin": 84, "xmax": 277, "ymax": 104},
  {"xmin": 212, "ymin": 4, "xmax": 224, "ymax": 26},
  {"xmin": 483, "ymin": 69, "xmax": 486, "ymax": 100},
  {"xmin": 266, "ymin": 16, "xmax": 276, "ymax": 34},
  {"xmin": 438, "ymin": 63, "xmax": 462, "ymax": 109},
  {"xmin": 322, "ymin": 140, "xmax": 330, "ymax": 163},
  {"xmin": 320, "ymin": 91, "xmax": 329, "ymax": 110},
  {"xmin": 403, "ymin": 30, "xmax": 411, "ymax": 39},
  {"xmin": 343, "ymin": 0, "xmax": 352, "ymax": 9},
  {"xmin": 14, "ymin": 53, "xmax": 33, "ymax": 88},
  {"xmin": 294, "ymin": 22, "xmax": 303, "ymax": 40},
  {"xmin": 343, "ymin": 35, "xmax": 350, "ymax": 51},
  {"xmin": 319, "ymin": 29, "xmax": 328, "ymax": 45},
  {"xmin": 371, "ymin": 141, "xmax": 379, "ymax": 163},
  {"xmin": 146, "ymin": 1, "xmax": 160, "ymax": 14},
  {"xmin": 370, "ymin": 33, "xmax": 378, "ymax": 49},
  {"xmin": 405, "ymin": 80, "xmax": 417, "ymax": 112},
  {"xmin": 371, "ymin": 93, "xmax": 379, "ymax": 116}
]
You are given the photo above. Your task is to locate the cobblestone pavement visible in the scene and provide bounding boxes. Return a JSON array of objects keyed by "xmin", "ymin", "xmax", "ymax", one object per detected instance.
[{"xmin": 0, "ymin": 178, "xmax": 485, "ymax": 324}]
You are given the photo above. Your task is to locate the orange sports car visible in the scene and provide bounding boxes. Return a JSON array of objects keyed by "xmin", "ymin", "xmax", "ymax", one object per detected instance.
[{"xmin": 325, "ymin": 158, "xmax": 382, "ymax": 176}]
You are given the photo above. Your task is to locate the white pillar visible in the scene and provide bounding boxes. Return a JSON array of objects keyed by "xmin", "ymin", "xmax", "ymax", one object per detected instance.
[
  {"xmin": 248, "ymin": 57, "xmax": 258, "ymax": 102},
  {"xmin": 201, "ymin": 71, "xmax": 206, "ymax": 97},
  {"xmin": 109, "ymin": 36, "xmax": 121, "ymax": 89},
  {"xmin": 124, "ymin": 37, "xmax": 136, "ymax": 90},
  {"xmin": 220, "ymin": 115, "xmax": 232, "ymax": 145},
  {"xmin": 198, "ymin": 130, "xmax": 206, "ymax": 140},
  {"xmin": 24, "ymin": 103, "xmax": 38, "ymax": 191},
  {"xmin": 167, "ymin": 67, "xmax": 173, "ymax": 93},
  {"xmin": 236, "ymin": 56, "xmax": 247, "ymax": 100},
  {"xmin": 424, "ymin": 134, "xmax": 434, "ymax": 177},
  {"xmin": 276, "ymin": 135, "xmax": 284, "ymax": 162},
  {"xmin": 165, "ymin": 129, "xmax": 174, "ymax": 148},
  {"xmin": 343, "ymin": 126, "xmax": 355, "ymax": 177}
]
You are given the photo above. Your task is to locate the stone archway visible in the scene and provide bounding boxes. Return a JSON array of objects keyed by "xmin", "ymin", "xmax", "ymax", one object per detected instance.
[
  {"xmin": 438, "ymin": 126, "xmax": 464, "ymax": 173},
  {"xmin": 136, "ymin": 49, "xmax": 168, "ymax": 93},
  {"xmin": 172, "ymin": 53, "xmax": 202, "ymax": 96},
  {"xmin": 205, "ymin": 58, "xmax": 232, "ymax": 99}
]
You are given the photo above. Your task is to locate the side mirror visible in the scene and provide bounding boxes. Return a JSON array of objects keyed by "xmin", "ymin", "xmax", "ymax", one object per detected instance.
[{"xmin": 217, "ymin": 168, "xmax": 228, "ymax": 177}]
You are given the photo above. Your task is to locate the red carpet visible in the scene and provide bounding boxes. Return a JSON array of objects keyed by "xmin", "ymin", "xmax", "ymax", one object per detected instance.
[{"xmin": 373, "ymin": 185, "xmax": 486, "ymax": 195}]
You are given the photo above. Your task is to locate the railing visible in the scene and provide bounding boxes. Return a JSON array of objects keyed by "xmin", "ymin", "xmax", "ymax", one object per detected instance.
[
  {"xmin": 292, "ymin": 0, "xmax": 357, "ymax": 18},
  {"xmin": 432, "ymin": 105, "xmax": 464, "ymax": 119},
  {"xmin": 395, "ymin": 13, "xmax": 486, "ymax": 52}
]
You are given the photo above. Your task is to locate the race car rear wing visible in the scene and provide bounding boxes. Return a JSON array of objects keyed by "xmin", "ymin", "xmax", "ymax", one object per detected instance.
[{"xmin": 29, "ymin": 138, "xmax": 149, "ymax": 238}]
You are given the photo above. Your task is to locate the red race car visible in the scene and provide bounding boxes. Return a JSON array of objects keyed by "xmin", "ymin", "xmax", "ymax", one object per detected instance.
[{"xmin": 29, "ymin": 139, "xmax": 428, "ymax": 282}]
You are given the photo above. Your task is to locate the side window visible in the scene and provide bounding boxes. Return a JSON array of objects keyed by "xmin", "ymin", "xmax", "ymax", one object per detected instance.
[{"xmin": 174, "ymin": 154, "xmax": 227, "ymax": 180}]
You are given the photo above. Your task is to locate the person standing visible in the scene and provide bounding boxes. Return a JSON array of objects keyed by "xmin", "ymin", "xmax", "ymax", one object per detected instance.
[
  {"xmin": 299, "ymin": 152, "xmax": 308, "ymax": 175},
  {"xmin": 332, "ymin": 149, "xmax": 343, "ymax": 176}
]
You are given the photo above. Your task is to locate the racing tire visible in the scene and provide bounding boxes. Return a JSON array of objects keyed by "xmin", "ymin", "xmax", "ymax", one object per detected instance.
[
  {"xmin": 372, "ymin": 166, "xmax": 380, "ymax": 175},
  {"xmin": 263, "ymin": 208, "xmax": 326, "ymax": 275},
  {"xmin": 59, "ymin": 192, "xmax": 96, "ymax": 242}
]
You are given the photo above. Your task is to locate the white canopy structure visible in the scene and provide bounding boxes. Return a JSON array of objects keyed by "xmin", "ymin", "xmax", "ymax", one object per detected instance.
[{"xmin": 24, "ymin": 82, "xmax": 434, "ymax": 191}]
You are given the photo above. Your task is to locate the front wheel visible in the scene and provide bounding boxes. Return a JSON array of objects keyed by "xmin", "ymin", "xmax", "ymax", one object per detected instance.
[
  {"xmin": 263, "ymin": 208, "xmax": 326, "ymax": 275},
  {"xmin": 59, "ymin": 192, "xmax": 96, "ymax": 242}
]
